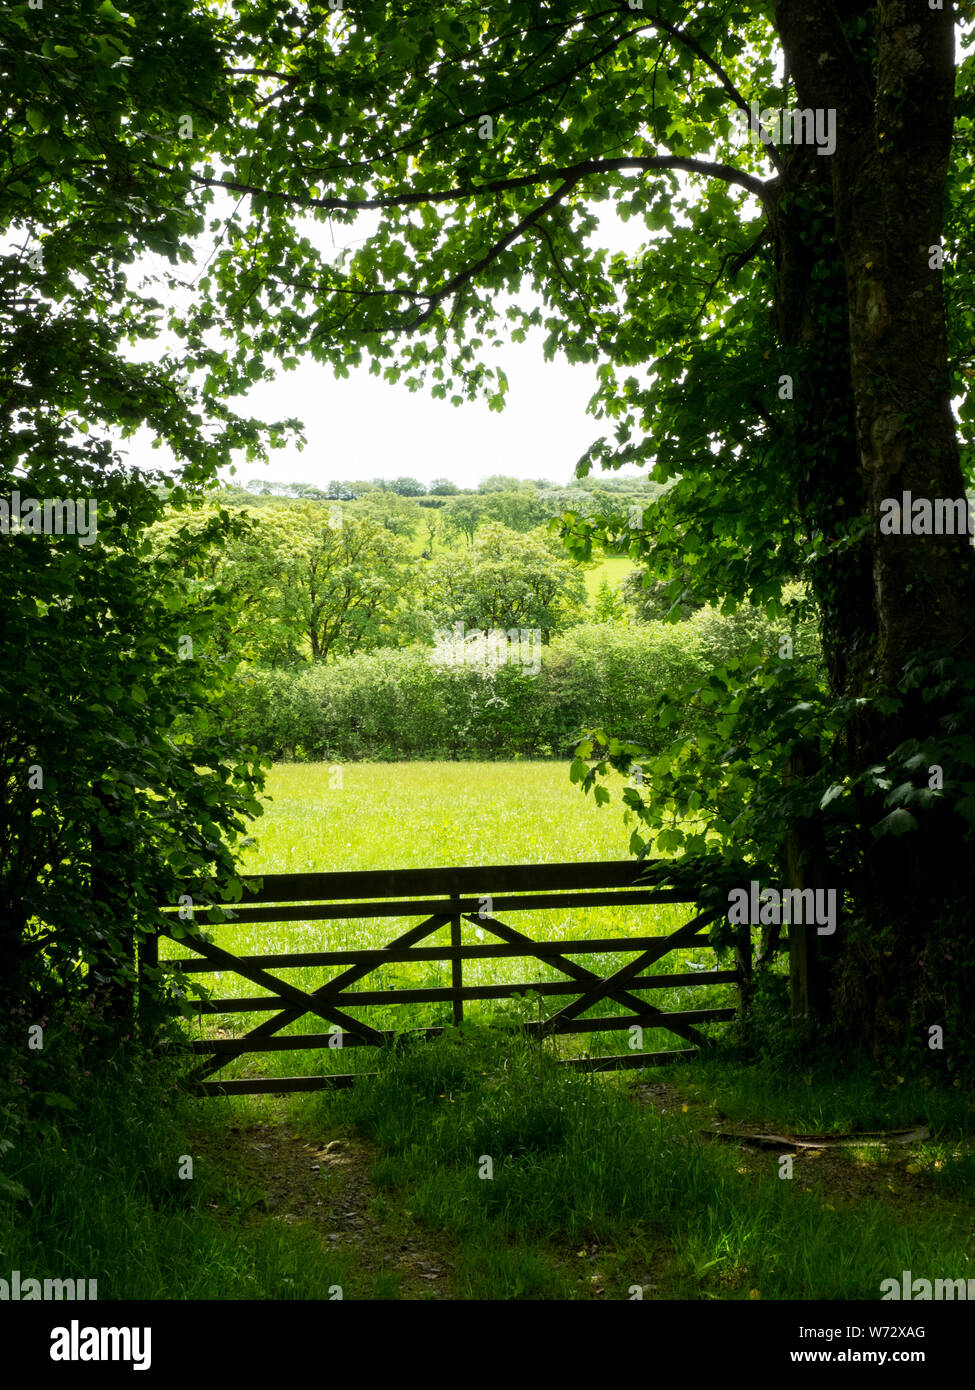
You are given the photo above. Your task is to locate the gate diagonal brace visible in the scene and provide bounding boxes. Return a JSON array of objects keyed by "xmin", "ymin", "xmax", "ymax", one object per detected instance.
[
  {"xmin": 467, "ymin": 911, "xmax": 710, "ymax": 1048},
  {"xmin": 174, "ymin": 933, "xmax": 385, "ymax": 1047},
  {"xmin": 543, "ymin": 907, "xmax": 719, "ymax": 1040},
  {"xmin": 193, "ymin": 912, "xmax": 450, "ymax": 1077}
]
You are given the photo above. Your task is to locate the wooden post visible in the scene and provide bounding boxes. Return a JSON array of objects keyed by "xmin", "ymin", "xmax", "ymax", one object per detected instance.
[
  {"xmin": 734, "ymin": 920, "xmax": 753, "ymax": 1012},
  {"xmin": 137, "ymin": 931, "xmax": 159, "ymax": 1041},
  {"xmin": 450, "ymin": 895, "xmax": 464, "ymax": 1027},
  {"xmin": 783, "ymin": 741, "xmax": 829, "ymax": 1023}
]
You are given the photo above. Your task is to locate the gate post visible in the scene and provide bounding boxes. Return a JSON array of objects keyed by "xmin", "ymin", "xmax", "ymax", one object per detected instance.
[
  {"xmin": 783, "ymin": 740, "xmax": 829, "ymax": 1024},
  {"xmin": 734, "ymin": 920, "xmax": 754, "ymax": 1011},
  {"xmin": 449, "ymin": 895, "xmax": 464, "ymax": 1027}
]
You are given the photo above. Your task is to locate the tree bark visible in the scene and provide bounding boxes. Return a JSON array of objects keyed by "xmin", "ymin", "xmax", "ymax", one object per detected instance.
[{"xmin": 773, "ymin": 2, "xmax": 975, "ymax": 1053}]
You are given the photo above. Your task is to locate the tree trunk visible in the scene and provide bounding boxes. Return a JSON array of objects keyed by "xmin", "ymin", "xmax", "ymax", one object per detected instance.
[{"xmin": 773, "ymin": 2, "xmax": 975, "ymax": 1054}]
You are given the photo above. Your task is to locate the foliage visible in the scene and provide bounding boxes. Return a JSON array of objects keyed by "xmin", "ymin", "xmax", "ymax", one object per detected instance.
[
  {"xmin": 624, "ymin": 564, "xmax": 703, "ymax": 622},
  {"xmin": 440, "ymin": 494, "xmax": 487, "ymax": 546},
  {"xmin": 0, "ymin": 484, "xmax": 267, "ymax": 1026},
  {"xmin": 591, "ymin": 579, "xmax": 627, "ymax": 623},
  {"xmin": 0, "ymin": 0, "xmax": 288, "ymax": 1029},
  {"xmin": 349, "ymin": 489, "xmax": 423, "ymax": 538},
  {"xmin": 214, "ymin": 606, "xmax": 808, "ymax": 762},
  {"xmin": 570, "ymin": 647, "xmax": 975, "ymax": 1065},
  {"xmin": 151, "ymin": 499, "xmax": 420, "ymax": 663},
  {"xmin": 388, "ymin": 476, "xmax": 426, "ymax": 496},
  {"xmin": 422, "ymin": 520, "xmax": 588, "ymax": 639}
]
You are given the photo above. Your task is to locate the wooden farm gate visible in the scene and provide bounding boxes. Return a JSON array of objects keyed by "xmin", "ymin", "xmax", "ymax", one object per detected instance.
[{"xmin": 145, "ymin": 860, "xmax": 750, "ymax": 1096}]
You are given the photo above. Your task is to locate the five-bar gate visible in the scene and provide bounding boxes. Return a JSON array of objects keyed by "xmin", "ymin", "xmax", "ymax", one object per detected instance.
[{"xmin": 146, "ymin": 860, "xmax": 748, "ymax": 1096}]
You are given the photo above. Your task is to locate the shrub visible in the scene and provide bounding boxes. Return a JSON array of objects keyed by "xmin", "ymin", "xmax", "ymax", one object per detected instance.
[{"xmin": 214, "ymin": 607, "xmax": 821, "ymax": 761}]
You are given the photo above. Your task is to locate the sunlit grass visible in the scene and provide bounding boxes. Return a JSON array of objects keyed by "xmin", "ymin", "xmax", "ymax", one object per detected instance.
[
  {"xmin": 582, "ymin": 553, "xmax": 638, "ymax": 601},
  {"xmin": 239, "ymin": 759, "xmax": 636, "ymax": 872}
]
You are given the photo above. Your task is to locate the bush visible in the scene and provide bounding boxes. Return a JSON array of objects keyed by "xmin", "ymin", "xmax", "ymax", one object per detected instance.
[{"xmin": 214, "ymin": 607, "xmax": 821, "ymax": 761}]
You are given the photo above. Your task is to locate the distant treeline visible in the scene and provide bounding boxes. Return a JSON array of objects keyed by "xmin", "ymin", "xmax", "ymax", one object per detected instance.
[{"xmin": 234, "ymin": 472, "xmax": 667, "ymax": 506}]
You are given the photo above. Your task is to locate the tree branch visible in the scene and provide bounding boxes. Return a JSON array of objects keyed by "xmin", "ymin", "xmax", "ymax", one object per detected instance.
[
  {"xmin": 157, "ymin": 153, "xmax": 771, "ymax": 215},
  {"xmin": 640, "ymin": 5, "xmax": 785, "ymax": 174},
  {"xmin": 691, "ymin": 223, "xmax": 773, "ymax": 324},
  {"xmin": 405, "ymin": 178, "xmax": 584, "ymax": 331}
]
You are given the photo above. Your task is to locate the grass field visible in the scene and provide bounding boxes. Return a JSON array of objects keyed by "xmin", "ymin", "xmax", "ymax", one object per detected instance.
[
  {"xmin": 582, "ymin": 552, "xmax": 637, "ymax": 601},
  {"xmin": 238, "ymin": 760, "xmax": 635, "ymax": 871},
  {"xmin": 170, "ymin": 762, "xmax": 734, "ymax": 1084}
]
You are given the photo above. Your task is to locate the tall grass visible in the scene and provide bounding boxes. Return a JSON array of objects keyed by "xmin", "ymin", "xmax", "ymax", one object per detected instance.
[
  {"xmin": 284, "ymin": 1027, "xmax": 972, "ymax": 1301},
  {"xmin": 0, "ymin": 1051, "xmax": 374, "ymax": 1299}
]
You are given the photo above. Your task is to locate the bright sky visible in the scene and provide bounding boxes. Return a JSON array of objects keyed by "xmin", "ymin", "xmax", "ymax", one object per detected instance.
[
  {"xmin": 238, "ymin": 336, "xmax": 623, "ymax": 492},
  {"xmin": 122, "ymin": 200, "xmax": 655, "ymax": 493}
]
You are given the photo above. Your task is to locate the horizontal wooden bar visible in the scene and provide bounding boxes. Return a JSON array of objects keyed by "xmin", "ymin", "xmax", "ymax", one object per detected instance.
[
  {"xmin": 194, "ymin": 1027, "xmax": 445, "ymax": 1054},
  {"xmin": 191, "ymin": 1007, "xmax": 736, "ymax": 1053},
  {"xmin": 562, "ymin": 1050, "xmax": 699, "ymax": 1071},
  {"xmin": 160, "ymin": 859, "xmax": 689, "ymax": 907},
  {"xmin": 194, "ymin": 1046, "xmax": 702, "ymax": 1094},
  {"xmin": 159, "ymin": 933, "xmax": 715, "ymax": 973},
  {"xmin": 194, "ymin": 1074, "xmax": 371, "ymax": 1096},
  {"xmin": 550, "ymin": 1008, "xmax": 735, "ymax": 1036},
  {"xmin": 194, "ymin": 969, "xmax": 741, "ymax": 1013},
  {"xmin": 157, "ymin": 886, "xmax": 699, "ymax": 925}
]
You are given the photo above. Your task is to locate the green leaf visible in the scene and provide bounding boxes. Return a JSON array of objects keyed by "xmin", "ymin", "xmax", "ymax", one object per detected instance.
[
  {"xmin": 41, "ymin": 1091, "xmax": 78, "ymax": 1111},
  {"xmin": 872, "ymin": 809, "xmax": 918, "ymax": 839}
]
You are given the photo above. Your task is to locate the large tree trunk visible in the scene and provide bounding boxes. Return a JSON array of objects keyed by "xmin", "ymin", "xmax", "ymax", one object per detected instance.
[{"xmin": 773, "ymin": 2, "xmax": 975, "ymax": 1053}]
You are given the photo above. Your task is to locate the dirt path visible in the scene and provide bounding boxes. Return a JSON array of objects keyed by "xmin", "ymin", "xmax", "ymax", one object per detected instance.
[
  {"xmin": 187, "ymin": 1076, "xmax": 964, "ymax": 1301},
  {"xmin": 190, "ymin": 1112, "xmax": 460, "ymax": 1299}
]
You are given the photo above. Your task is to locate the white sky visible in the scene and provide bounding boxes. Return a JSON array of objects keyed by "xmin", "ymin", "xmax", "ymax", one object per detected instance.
[
  {"xmin": 238, "ymin": 337, "xmax": 624, "ymax": 491},
  {"xmin": 122, "ymin": 200, "xmax": 655, "ymax": 492}
]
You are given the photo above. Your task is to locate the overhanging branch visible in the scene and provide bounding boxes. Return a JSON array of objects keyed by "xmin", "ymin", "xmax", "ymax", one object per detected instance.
[
  {"xmin": 404, "ymin": 178, "xmax": 582, "ymax": 331},
  {"xmin": 157, "ymin": 153, "xmax": 771, "ymax": 214},
  {"xmin": 639, "ymin": 5, "xmax": 785, "ymax": 175}
]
